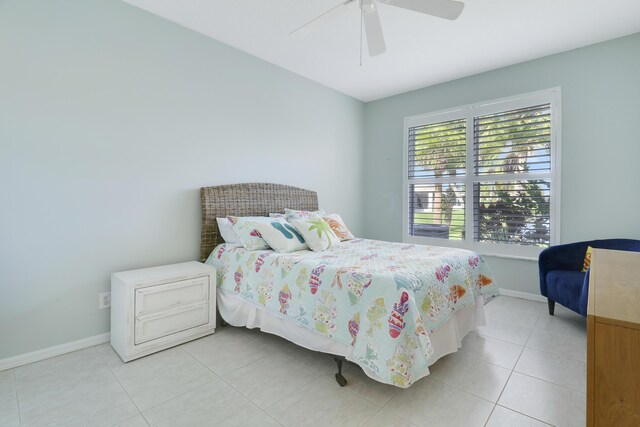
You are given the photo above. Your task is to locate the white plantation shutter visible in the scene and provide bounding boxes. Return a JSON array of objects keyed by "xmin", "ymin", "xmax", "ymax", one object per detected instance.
[
  {"xmin": 404, "ymin": 90, "xmax": 559, "ymax": 256},
  {"xmin": 407, "ymin": 119, "xmax": 466, "ymax": 240},
  {"xmin": 474, "ymin": 104, "xmax": 551, "ymax": 176},
  {"xmin": 473, "ymin": 104, "xmax": 552, "ymax": 246},
  {"xmin": 473, "ymin": 180, "xmax": 551, "ymax": 245},
  {"xmin": 408, "ymin": 119, "xmax": 466, "ymax": 179}
]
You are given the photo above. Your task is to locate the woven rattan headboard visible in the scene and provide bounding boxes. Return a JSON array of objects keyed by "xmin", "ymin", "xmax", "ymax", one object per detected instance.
[{"xmin": 199, "ymin": 183, "xmax": 318, "ymax": 262}]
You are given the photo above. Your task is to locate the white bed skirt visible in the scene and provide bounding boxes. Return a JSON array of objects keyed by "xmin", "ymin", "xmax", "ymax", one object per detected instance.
[{"xmin": 218, "ymin": 288, "xmax": 486, "ymax": 385}]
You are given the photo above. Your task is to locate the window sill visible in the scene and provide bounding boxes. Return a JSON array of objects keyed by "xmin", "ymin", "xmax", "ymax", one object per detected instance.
[
  {"xmin": 403, "ymin": 235, "xmax": 544, "ymax": 261},
  {"xmin": 476, "ymin": 252, "xmax": 538, "ymax": 262}
]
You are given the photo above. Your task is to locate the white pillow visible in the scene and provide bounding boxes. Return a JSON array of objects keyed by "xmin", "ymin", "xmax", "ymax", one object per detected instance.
[
  {"xmin": 291, "ymin": 218, "xmax": 340, "ymax": 252},
  {"xmin": 216, "ymin": 217, "xmax": 239, "ymax": 243},
  {"xmin": 285, "ymin": 208, "xmax": 326, "ymax": 222},
  {"xmin": 322, "ymin": 214, "xmax": 355, "ymax": 241},
  {"xmin": 254, "ymin": 219, "xmax": 308, "ymax": 253}
]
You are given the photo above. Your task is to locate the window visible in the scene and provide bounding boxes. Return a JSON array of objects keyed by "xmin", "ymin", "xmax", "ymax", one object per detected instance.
[{"xmin": 404, "ymin": 89, "xmax": 560, "ymax": 258}]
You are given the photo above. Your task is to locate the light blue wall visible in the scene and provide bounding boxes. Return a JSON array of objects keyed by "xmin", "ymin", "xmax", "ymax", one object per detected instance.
[
  {"xmin": 2, "ymin": 0, "xmax": 639, "ymax": 362},
  {"xmin": 0, "ymin": 0, "xmax": 364, "ymax": 359},
  {"xmin": 363, "ymin": 33, "xmax": 640, "ymax": 295}
]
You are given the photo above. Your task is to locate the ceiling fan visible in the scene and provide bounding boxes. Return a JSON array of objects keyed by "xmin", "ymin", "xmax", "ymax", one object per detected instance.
[{"xmin": 290, "ymin": 0, "xmax": 465, "ymax": 57}]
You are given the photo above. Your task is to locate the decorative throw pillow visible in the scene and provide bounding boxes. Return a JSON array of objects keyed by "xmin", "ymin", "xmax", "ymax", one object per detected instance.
[
  {"xmin": 322, "ymin": 214, "xmax": 355, "ymax": 241},
  {"xmin": 216, "ymin": 217, "xmax": 239, "ymax": 243},
  {"xmin": 285, "ymin": 208, "xmax": 326, "ymax": 222},
  {"xmin": 291, "ymin": 218, "xmax": 340, "ymax": 252},
  {"xmin": 254, "ymin": 219, "xmax": 308, "ymax": 253},
  {"xmin": 582, "ymin": 246, "xmax": 593, "ymax": 272},
  {"xmin": 228, "ymin": 216, "xmax": 273, "ymax": 250},
  {"xmin": 269, "ymin": 213, "xmax": 286, "ymax": 219}
]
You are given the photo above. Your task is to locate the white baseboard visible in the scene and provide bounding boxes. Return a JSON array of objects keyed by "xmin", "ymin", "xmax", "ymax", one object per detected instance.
[
  {"xmin": 0, "ymin": 332, "xmax": 110, "ymax": 372},
  {"xmin": 499, "ymin": 288, "xmax": 547, "ymax": 303}
]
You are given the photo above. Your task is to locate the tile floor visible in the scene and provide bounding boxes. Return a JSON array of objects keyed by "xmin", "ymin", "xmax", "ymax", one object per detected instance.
[{"xmin": 0, "ymin": 296, "xmax": 587, "ymax": 426}]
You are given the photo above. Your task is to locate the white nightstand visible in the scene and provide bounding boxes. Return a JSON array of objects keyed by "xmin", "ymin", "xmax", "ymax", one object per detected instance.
[{"xmin": 110, "ymin": 261, "xmax": 216, "ymax": 362}]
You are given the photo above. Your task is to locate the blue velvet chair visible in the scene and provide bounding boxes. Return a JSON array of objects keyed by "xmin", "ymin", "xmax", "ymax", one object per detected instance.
[{"xmin": 539, "ymin": 239, "xmax": 640, "ymax": 316}]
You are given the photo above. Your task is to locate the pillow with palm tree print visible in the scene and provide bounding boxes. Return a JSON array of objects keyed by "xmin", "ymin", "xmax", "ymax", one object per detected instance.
[{"xmin": 290, "ymin": 218, "xmax": 340, "ymax": 252}]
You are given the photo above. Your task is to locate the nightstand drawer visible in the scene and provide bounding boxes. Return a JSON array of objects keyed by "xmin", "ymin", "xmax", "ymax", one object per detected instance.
[
  {"xmin": 135, "ymin": 276, "xmax": 209, "ymax": 316},
  {"xmin": 134, "ymin": 301, "xmax": 209, "ymax": 345}
]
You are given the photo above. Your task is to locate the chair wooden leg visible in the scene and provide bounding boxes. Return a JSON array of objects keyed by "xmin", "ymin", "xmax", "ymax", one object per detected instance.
[{"xmin": 548, "ymin": 298, "xmax": 555, "ymax": 316}]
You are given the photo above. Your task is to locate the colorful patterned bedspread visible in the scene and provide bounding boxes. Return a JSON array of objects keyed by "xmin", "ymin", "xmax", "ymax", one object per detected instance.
[{"xmin": 206, "ymin": 238, "xmax": 498, "ymax": 387}]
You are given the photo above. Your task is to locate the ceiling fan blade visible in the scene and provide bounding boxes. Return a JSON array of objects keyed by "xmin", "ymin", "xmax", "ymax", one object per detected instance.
[
  {"xmin": 362, "ymin": 2, "xmax": 386, "ymax": 56},
  {"xmin": 379, "ymin": 0, "xmax": 465, "ymax": 20},
  {"xmin": 290, "ymin": 0, "xmax": 355, "ymax": 38}
]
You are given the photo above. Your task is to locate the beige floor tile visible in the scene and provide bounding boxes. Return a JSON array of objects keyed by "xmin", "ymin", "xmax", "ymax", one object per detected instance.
[
  {"xmin": 428, "ymin": 352, "xmax": 511, "ymax": 402},
  {"xmin": 0, "ymin": 393, "xmax": 20, "ymax": 427},
  {"xmin": 321, "ymin": 362, "xmax": 400, "ymax": 407},
  {"xmin": 18, "ymin": 373, "xmax": 137, "ymax": 427},
  {"xmin": 0, "ymin": 370, "xmax": 15, "ymax": 397},
  {"xmin": 486, "ymin": 405, "xmax": 550, "ymax": 426},
  {"xmin": 286, "ymin": 347, "xmax": 338, "ymax": 375},
  {"xmin": 243, "ymin": 410, "xmax": 283, "ymax": 426},
  {"xmin": 113, "ymin": 413, "xmax": 149, "ymax": 427},
  {"xmin": 5, "ymin": 297, "xmax": 592, "ymax": 426},
  {"xmin": 266, "ymin": 377, "xmax": 378, "ymax": 427},
  {"xmin": 450, "ymin": 332, "xmax": 524, "ymax": 369},
  {"xmin": 515, "ymin": 347, "xmax": 586, "ymax": 393},
  {"xmin": 14, "ymin": 348, "xmax": 109, "ymax": 398},
  {"xmin": 222, "ymin": 352, "xmax": 317, "ymax": 409},
  {"xmin": 95, "ymin": 342, "xmax": 127, "ymax": 369},
  {"xmin": 182, "ymin": 327, "xmax": 273, "ymax": 375},
  {"xmin": 386, "ymin": 377, "xmax": 494, "ymax": 427},
  {"xmin": 475, "ymin": 319, "xmax": 532, "ymax": 346},
  {"xmin": 247, "ymin": 330, "xmax": 336, "ymax": 374},
  {"xmin": 363, "ymin": 409, "xmax": 417, "ymax": 427},
  {"xmin": 111, "ymin": 347, "xmax": 217, "ymax": 411},
  {"xmin": 490, "ymin": 297, "xmax": 546, "ymax": 313},
  {"xmin": 244, "ymin": 327, "xmax": 281, "ymax": 346},
  {"xmin": 142, "ymin": 380, "xmax": 263, "ymax": 427},
  {"xmin": 534, "ymin": 310, "xmax": 587, "ymax": 339},
  {"xmin": 485, "ymin": 299, "xmax": 543, "ymax": 329},
  {"xmin": 13, "ymin": 347, "xmax": 138, "ymax": 426},
  {"xmin": 498, "ymin": 372, "xmax": 586, "ymax": 427},
  {"xmin": 526, "ymin": 328, "xmax": 586, "ymax": 362}
]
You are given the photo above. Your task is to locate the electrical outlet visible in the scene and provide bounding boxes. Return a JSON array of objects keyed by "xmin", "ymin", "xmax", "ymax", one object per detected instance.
[{"xmin": 99, "ymin": 292, "xmax": 111, "ymax": 309}]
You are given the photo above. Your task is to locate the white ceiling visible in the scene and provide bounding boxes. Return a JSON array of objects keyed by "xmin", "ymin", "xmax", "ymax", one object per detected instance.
[{"xmin": 123, "ymin": 0, "xmax": 640, "ymax": 102}]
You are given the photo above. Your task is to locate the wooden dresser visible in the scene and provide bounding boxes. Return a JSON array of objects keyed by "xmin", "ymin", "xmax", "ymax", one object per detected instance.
[{"xmin": 587, "ymin": 249, "xmax": 640, "ymax": 426}]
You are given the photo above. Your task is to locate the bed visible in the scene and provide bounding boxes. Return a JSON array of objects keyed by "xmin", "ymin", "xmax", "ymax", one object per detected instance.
[{"xmin": 200, "ymin": 183, "xmax": 499, "ymax": 388}]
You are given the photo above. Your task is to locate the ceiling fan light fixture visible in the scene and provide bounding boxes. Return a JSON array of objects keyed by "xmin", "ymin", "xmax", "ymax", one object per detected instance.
[{"xmin": 291, "ymin": 0, "xmax": 465, "ymax": 56}]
